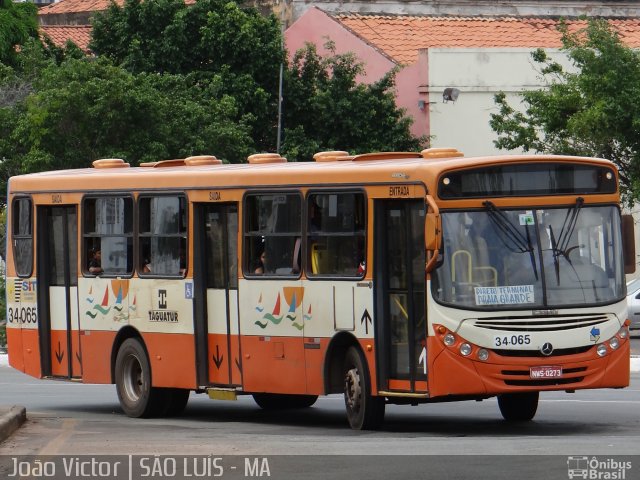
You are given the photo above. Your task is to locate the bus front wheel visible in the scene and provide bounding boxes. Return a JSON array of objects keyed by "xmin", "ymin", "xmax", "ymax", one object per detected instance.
[
  {"xmin": 343, "ymin": 346, "xmax": 385, "ymax": 430},
  {"xmin": 115, "ymin": 338, "xmax": 165, "ymax": 418},
  {"xmin": 497, "ymin": 392, "xmax": 539, "ymax": 422}
]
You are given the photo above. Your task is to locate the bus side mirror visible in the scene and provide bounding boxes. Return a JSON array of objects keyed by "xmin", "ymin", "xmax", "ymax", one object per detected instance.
[
  {"xmin": 425, "ymin": 195, "xmax": 442, "ymax": 272},
  {"xmin": 622, "ymin": 214, "xmax": 636, "ymax": 274}
]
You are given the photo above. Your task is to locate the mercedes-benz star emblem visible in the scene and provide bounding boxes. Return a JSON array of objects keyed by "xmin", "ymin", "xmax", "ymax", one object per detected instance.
[{"xmin": 540, "ymin": 342, "xmax": 554, "ymax": 356}]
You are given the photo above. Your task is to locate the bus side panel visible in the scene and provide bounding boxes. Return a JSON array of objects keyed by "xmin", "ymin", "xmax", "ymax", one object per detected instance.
[
  {"xmin": 6, "ymin": 326, "xmax": 25, "ymax": 373},
  {"xmin": 302, "ymin": 338, "xmax": 327, "ymax": 395},
  {"xmin": 80, "ymin": 330, "xmax": 117, "ymax": 384},
  {"xmin": 241, "ymin": 336, "xmax": 307, "ymax": 394},
  {"xmin": 143, "ymin": 333, "xmax": 197, "ymax": 389},
  {"xmin": 20, "ymin": 327, "xmax": 42, "ymax": 378}
]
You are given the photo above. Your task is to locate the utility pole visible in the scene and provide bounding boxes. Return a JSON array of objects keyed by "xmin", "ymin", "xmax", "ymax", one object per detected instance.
[{"xmin": 276, "ymin": 0, "xmax": 286, "ymax": 154}]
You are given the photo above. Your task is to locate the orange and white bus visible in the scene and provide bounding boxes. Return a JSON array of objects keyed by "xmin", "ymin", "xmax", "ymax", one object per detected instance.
[{"xmin": 5, "ymin": 149, "xmax": 635, "ymax": 429}]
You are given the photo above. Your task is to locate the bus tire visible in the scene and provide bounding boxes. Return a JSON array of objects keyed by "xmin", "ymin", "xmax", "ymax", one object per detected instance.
[
  {"xmin": 343, "ymin": 346, "xmax": 385, "ymax": 430},
  {"xmin": 497, "ymin": 392, "xmax": 539, "ymax": 422},
  {"xmin": 163, "ymin": 388, "xmax": 190, "ymax": 416},
  {"xmin": 253, "ymin": 393, "xmax": 318, "ymax": 410},
  {"xmin": 115, "ymin": 338, "xmax": 165, "ymax": 418}
]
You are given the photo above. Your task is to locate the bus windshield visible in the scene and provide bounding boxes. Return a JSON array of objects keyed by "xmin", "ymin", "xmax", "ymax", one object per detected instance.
[{"xmin": 431, "ymin": 204, "xmax": 625, "ymax": 309}]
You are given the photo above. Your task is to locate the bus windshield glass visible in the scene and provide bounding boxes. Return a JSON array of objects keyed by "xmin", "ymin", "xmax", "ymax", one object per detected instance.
[{"xmin": 431, "ymin": 204, "xmax": 625, "ymax": 309}]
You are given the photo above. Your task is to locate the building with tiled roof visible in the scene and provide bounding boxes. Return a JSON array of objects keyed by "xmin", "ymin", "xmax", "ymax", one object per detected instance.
[
  {"xmin": 40, "ymin": 25, "xmax": 93, "ymax": 52},
  {"xmin": 38, "ymin": 0, "xmax": 123, "ymax": 25},
  {"xmin": 285, "ymin": 7, "xmax": 640, "ymax": 156},
  {"xmin": 37, "ymin": 0, "xmax": 282, "ymax": 50},
  {"xmin": 292, "ymin": 0, "xmax": 640, "ymax": 22},
  {"xmin": 333, "ymin": 14, "xmax": 640, "ymax": 65}
]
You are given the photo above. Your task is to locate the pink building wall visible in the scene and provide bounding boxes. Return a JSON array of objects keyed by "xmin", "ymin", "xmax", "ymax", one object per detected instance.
[{"xmin": 284, "ymin": 7, "xmax": 429, "ymax": 140}]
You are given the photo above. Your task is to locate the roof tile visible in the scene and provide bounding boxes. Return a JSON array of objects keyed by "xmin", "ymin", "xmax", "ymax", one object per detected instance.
[
  {"xmin": 41, "ymin": 25, "xmax": 93, "ymax": 52},
  {"xmin": 333, "ymin": 14, "xmax": 640, "ymax": 64},
  {"xmin": 39, "ymin": 0, "xmax": 195, "ymax": 15}
]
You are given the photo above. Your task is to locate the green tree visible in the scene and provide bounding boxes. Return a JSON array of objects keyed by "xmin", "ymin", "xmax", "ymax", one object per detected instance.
[
  {"xmin": 282, "ymin": 43, "xmax": 426, "ymax": 161},
  {"xmin": 490, "ymin": 19, "xmax": 640, "ymax": 202},
  {"xmin": 0, "ymin": 55, "xmax": 254, "ymax": 199},
  {"xmin": 0, "ymin": 0, "xmax": 39, "ymax": 67},
  {"xmin": 90, "ymin": 0, "xmax": 282, "ymax": 150}
]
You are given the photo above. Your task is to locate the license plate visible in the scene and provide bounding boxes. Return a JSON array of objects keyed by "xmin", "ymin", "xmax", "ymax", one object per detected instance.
[{"xmin": 530, "ymin": 366, "xmax": 562, "ymax": 379}]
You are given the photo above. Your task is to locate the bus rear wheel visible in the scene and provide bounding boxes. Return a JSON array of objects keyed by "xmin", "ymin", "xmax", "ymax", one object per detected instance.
[
  {"xmin": 497, "ymin": 392, "xmax": 539, "ymax": 422},
  {"xmin": 343, "ymin": 346, "xmax": 385, "ymax": 430},
  {"xmin": 253, "ymin": 393, "xmax": 318, "ymax": 409},
  {"xmin": 115, "ymin": 338, "xmax": 166, "ymax": 418}
]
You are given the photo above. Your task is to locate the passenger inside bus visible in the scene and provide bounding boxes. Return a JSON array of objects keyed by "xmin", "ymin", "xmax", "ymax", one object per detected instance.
[
  {"xmin": 88, "ymin": 248, "xmax": 103, "ymax": 275},
  {"xmin": 253, "ymin": 248, "xmax": 266, "ymax": 274}
]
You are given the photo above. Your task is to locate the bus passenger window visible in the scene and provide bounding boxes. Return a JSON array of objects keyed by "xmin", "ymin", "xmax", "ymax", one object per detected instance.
[
  {"xmin": 83, "ymin": 196, "xmax": 133, "ymax": 276},
  {"xmin": 12, "ymin": 197, "xmax": 33, "ymax": 277},
  {"xmin": 138, "ymin": 195, "xmax": 187, "ymax": 277},
  {"xmin": 306, "ymin": 192, "xmax": 366, "ymax": 277},
  {"xmin": 244, "ymin": 193, "xmax": 301, "ymax": 277}
]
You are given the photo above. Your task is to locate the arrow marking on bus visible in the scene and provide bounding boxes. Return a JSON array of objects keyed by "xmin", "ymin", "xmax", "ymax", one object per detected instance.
[
  {"xmin": 55, "ymin": 341, "xmax": 64, "ymax": 365},
  {"xmin": 419, "ymin": 347, "xmax": 427, "ymax": 375},
  {"xmin": 360, "ymin": 309, "xmax": 372, "ymax": 335},
  {"xmin": 212, "ymin": 346, "xmax": 224, "ymax": 369}
]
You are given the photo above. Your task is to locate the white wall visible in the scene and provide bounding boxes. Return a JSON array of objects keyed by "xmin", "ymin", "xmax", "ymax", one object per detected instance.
[{"xmin": 426, "ymin": 48, "xmax": 574, "ymax": 156}]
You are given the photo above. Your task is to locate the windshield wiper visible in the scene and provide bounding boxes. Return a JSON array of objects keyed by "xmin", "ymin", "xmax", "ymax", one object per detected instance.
[
  {"xmin": 547, "ymin": 197, "xmax": 585, "ymax": 286},
  {"xmin": 483, "ymin": 201, "xmax": 538, "ymax": 280},
  {"xmin": 556, "ymin": 197, "xmax": 584, "ymax": 256}
]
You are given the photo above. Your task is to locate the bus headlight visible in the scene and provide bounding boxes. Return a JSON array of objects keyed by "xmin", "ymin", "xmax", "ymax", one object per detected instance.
[
  {"xmin": 597, "ymin": 344, "xmax": 608, "ymax": 357},
  {"xmin": 460, "ymin": 343, "xmax": 472, "ymax": 356},
  {"xmin": 477, "ymin": 349, "xmax": 489, "ymax": 361},
  {"xmin": 618, "ymin": 327, "xmax": 629, "ymax": 339},
  {"xmin": 609, "ymin": 337, "xmax": 619, "ymax": 350},
  {"xmin": 443, "ymin": 333, "xmax": 456, "ymax": 346}
]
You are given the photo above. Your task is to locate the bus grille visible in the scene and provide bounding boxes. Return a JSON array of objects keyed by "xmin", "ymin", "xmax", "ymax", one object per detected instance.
[
  {"xmin": 493, "ymin": 345, "xmax": 592, "ymax": 357},
  {"xmin": 473, "ymin": 314, "xmax": 609, "ymax": 332}
]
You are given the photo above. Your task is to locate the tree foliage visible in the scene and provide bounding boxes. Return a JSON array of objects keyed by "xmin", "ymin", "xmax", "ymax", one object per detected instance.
[
  {"xmin": 2, "ymin": 56, "xmax": 253, "ymax": 183},
  {"xmin": 0, "ymin": 0, "xmax": 39, "ymax": 67},
  {"xmin": 90, "ymin": 0, "xmax": 282, "ymax": 150},
  {"xmin": 490, "ymin": 19, "xmax": 640, "ymax": 202},
  {"xmin": 282, "ymin": 43, "xmax": 425, "ymax": 160},
  {"xmin": 0, "ymin": 0, "xmax": 422, "ymax": 192}
]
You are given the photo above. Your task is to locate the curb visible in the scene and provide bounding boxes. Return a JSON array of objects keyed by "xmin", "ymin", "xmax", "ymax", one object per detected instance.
[{"xmin": 0, "ymin": 406, "xmax": 26, "ymax": 443}]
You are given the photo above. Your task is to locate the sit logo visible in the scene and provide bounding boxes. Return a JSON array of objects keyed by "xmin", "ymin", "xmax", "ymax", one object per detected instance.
[{"xmin": 567, "ymin": 456, "xmax": 632, "ymax": 479}]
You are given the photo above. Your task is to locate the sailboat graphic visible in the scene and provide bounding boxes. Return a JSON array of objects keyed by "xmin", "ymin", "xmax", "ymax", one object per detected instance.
[
  {"xmin": 255, "ymin": 293, "xmax": 264, "ymax": 313},
  {"xmin": 303, "ymin": 304, "xmax": 312, "ymax": 321},
  {"xmin": 113, "ymin": 286, "xmax": 124, "ymax": 312},
  {"xmin": 85, "ymin": 285, "xmax": 94, "ymax": 304},
  {"xmin": 129, "ymin": 294, "xmax": 137, "ymax": 312},
  {"xmin": 286, "ymin": 293, "xmax": 297, "ymax": 321},
  {"xmin": 255, "ymin": 292, "xmax": 284, "ymax": 328},
  {"xmin": 93, "ymin": 288, "xmax": 111, "ymax": 315}
]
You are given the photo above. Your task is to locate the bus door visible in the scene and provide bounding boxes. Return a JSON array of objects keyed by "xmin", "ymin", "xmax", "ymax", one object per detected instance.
[
  {"xmin": 193, "ymin": 203, "xmax": 241, "ymax": 387},
  {"xmin": 374, "ymin": 200, "xmax": 427, "ymax": 393},
  {"xmin": 36, "ymin": 205, "xmax": 81, "ymax": 379}
]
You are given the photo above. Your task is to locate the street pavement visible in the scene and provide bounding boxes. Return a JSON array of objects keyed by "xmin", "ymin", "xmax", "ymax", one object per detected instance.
[{"xmin": 1, "ymin": 341, "xmax": 639, "ymax": 444}]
